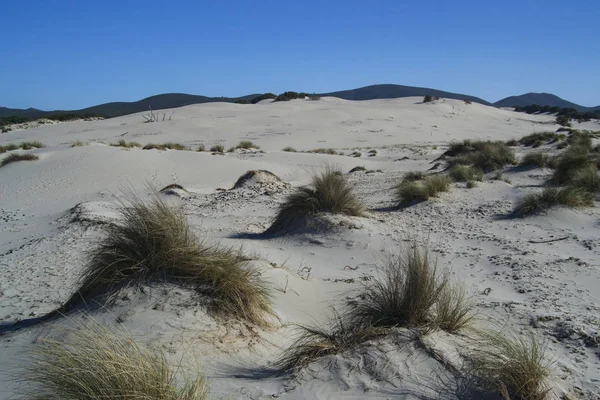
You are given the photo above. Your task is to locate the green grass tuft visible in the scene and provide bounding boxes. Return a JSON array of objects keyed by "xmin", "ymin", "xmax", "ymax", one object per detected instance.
[
  {"xmin": 143, "ymin": 142, "xmax": 187, "ymax": 151},
  {"xmin": 513, "ymin": 186, "xmax": 593, "ymax": 217},
  {"xmin": 520, "ymin": 152, "xmax": 549, "ymax": 168},
  {"xmin": 449, "ymin": 165, "xmax": 483, "ymax": 182},
  {"xmin": 110, "ymin": 139, "xmax": 141, "ymax": 148},
  {"xmin": 19, "ymin": 141, "xmax": 46, "ymax": 150},
  {"xmin": 1, "ymin": 153, "xmax": 39, "ymax": 167},
  {"xmin": 236, "ymin": 140, "xmax": 260, "ymax": 150},
  {"xmin": 209, "ymin": 145, "xmax": 224, "ymax": 153},
  {"xmin": 395, "ymin": 175, "xmax": 451, "ymax": 207},
  {"xmin": 446, "ymin": 140, "xmax": 515, "ymax": 172}
]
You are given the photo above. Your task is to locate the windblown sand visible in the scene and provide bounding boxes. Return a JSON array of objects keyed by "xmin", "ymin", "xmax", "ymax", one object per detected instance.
[{"xmin": 1, "ymin": 97, "xmax": 599, "ymax": 398}]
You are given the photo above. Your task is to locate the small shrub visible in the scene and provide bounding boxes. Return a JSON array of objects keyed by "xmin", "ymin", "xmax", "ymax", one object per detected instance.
[
  {"xmin": 283, "ymin": 146, "xmax": 297, "ymax": 152},
  {"xmin": 403, "ymin": 171, "xmax": 425, "ymax": 182},
  {"xmin": 396, "ymin": 175, "xmax": 450, "ymax": 206},
  {"xmin": 111, "ymin": 139, "xmax": 141, "ymax": 148},
  {"xmin": 19, "ymin": 141, "xmax": 45, "ymax": 150},
  {"xmin": 513, "ymin": 186, "xmax": 593, "ymax": 217},
  {"xmin": 265, "ymin": 167, "xmax": 365, "ymax": 234},
  {"xmin": 21, "ymin": 322, "xmax": 210, "ymax": 400},
  {"xmin": 469, "ymin": 330, "xmax": 551, "ymax": 400},
  {"xmin": 70, "ymin": 141, "xmax": 86, "ymax": 147},
  {"xmin": 1, "ymin": 153, "xmax": 39, "ymax": 167},
  {"xmin": 73, "ymin": 195, "xmax": 272, "ymax": 326},
  {"xmin": 197, "ymin": 144, "xmax": 206, "ymax": 152},
  {"xmin": 0, "ymin": 143, "xmax": 19, "ymax": 153},
  {"xmin": 310, "ymin": 148, "xmax": 337, "ymax": 155},
  {"xmin": 556, "ymin": 114, "xmax": 571, "ymax": 127},
  {"xmin": 449, "ymin": 165, "xmax": 483, "ymax": 182},
  {"xmin": 236, "ymin": 140, "xmax": 260, "ymax": 150},
  {"xmin": 520, "ymin": 152, "xmax": 549, "ymax": 168},
  {"xmin": 209, "ymin": 145, "xmax": 224, "ymax": 153}
]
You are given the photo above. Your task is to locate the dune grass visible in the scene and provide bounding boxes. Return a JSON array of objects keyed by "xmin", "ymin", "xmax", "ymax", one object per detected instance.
[
  {"xmin": 449, "ymin": 165, "xmax": 483, "ymax": 182},
  {"xmin": 571, "ymin": 165, "xmax": 600, "ymax": 194},
  {"xmin": 395, "ymin": 175, "xmax": 451, "ymax": 207},
  {"xmin": 466, "ymin": 180, "xmax": 477, "ymax": 188},
  {"xmin": 70, "ymin": 141, "xmax": 86, "ymax": 147},
  {"xmin": 72, "ymin": 194, "xmax": 272, "ymax": 326},
  {"xmin": 470, "ymin": 330, "xmax": 551, "ymax": 400},
  {"xmin": 513, "ymin": 186, "xmax": 593, "ymax": 217},
  {"xmin": 403, "ymin": 171, "xmax": 425, "ymax": 182},
  {"xmin": 265, "ymin": 167, "xmax": 365, "ymax": 234},
  {"xmin": 0, "ymin": 143, "xmax": 19, "ymax": 153},
  {"xmin": 197, "ymin": 144, "xmax": 206, "ymax": 152},
  {"xmin": 520, "ymin": 152, "xmax": 549, "ymax": 168},
  {"xmin": 282, "ymin": 146, "xmax": 297, "ymax": 152},
  {"xmin": 519, "ymin": 132, "xmax": 562, "ymax": 147},
  {"xmin": 209, "ymin": 145, "xmax": 224, "ymax": 153},
  {"xmin": 143, "ymin": 142, "xmax": 187, "ymax": 151},
  {"xmin": 235, "ymin": 140, "xmax": 260, "ymax": 150},
  {"xmin": 445, "ymin": 140, "xmax": 515, "ymax": 172},
  {"xmin": 309, "ymin": 148, "xmax": 338, "ymax": 155},
  {"xmin": 277, "ymin": 243, "xmax": 473, "ymax": 373},
  {"xmin": 110, "ymin": 139, "xmax": 141, "ymax": 148},
  {"xmin": 1, "ymin": 153, "xmax": 39, "ymax": 167},
  {"xmin": 551, "ymin": 146, "xmax": 599, "ymax": 185},
  {"xmin": 19, "ymin": 141, "xmax": 46, "ymax": 150},
  {"xmin": 21, "ymin": 322, "xmax": 210, "ymax": 400}
]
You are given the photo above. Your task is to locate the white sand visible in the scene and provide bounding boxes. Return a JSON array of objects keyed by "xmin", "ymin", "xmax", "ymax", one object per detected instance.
[{"xmin": 1, "ymin": 97, "xmax": 599, "ymax": 398}]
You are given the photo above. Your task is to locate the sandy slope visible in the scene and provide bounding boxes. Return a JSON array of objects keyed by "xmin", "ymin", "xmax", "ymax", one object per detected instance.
[{"xmin": 1, "ymin": 97, "xmax": 599, "ymax": 399}]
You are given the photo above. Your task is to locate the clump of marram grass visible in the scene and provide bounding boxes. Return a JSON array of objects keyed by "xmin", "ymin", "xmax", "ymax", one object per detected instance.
[
  {"xmin": 309, "ymin": 148, "xmax": 337, "ymax": 155},
  {"xmin": 469, "ymin": 330, "xmax": 552, "ymax": 400},
  {"xmin": 1, "ymin": 153, "xmax": 39, "ymax": 167},
  {"xmin": 197, "ymin": 144, "xmax": 206, "ymax": 152},
  {"xmin": 571, "ymin": 165, "xmax": 600, "ymax": 194},
  {"xmin": 395, "ymin": 175, "xmax": 451, "ymax": 207},
  {"xmin": 552, "ymin": 146, "xmax": 599, "ymax": 185},
  {"xmin": 445, "ymin": 140, "xmax": 515, "ymax": 172},
  {"xmin": 0, "ymin": 143, "xmax": 19, "ymax": 153},
  {"xmin": 282, "ymin": 146, "xmax": 297, "ymax": 152},
  {"xmin": 513, "ymin": 186, "xmax": 593, "ymax": 217},
  {"xmin": 71, "ymin": 194, "xmax": 272, "ymax": 326},
  {"xmin": 143, "ymin": 142, "xmax": 187, "ymax": 151},
  {"xmin": 209, "ymin": 144, "xmax": 224, "ymax": 153},
  {"xmin": 435, "ymin": 282, "xmax": 474, "ymax": 333},
  {"xmin": 70, "ymin": 141, "xmax": 86, "ymax": 147},
  {"xmin": 403, "ymin": 171, "xmax": 425, "ymax": 182},
  {"xmin": 449, "ymin": 165, "xmax": 483, "ymax": 182},
  {"xmin": 110, "ymin": 139, "xmax": 141, "ymax": 148},
  {"xmin": 520, "ymin": 152, "xmax": 549, "ymax": 168},
  {"xmin": 21, "ymin": 322, "xmax": 210, "ymax": 400},
  {"xmin": 519, "ymin": 132, "xmax": 561, "ymax": 147},
  {"xmin": 265, "ymin": 167, "xmax": 365, "ymax": 234},
  {"xmin": 19, "ymin": 140, "xmax": 46, "ymax": 150},
  {"xmin": 236, "ymin": 140, "xmax": 260, "ymax": 150}
]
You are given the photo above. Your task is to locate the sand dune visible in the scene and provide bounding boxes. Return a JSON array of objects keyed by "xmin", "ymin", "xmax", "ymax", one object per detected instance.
[{"xmin": 1, "ymin": 97, "xmax": 599, "ymax": 399}]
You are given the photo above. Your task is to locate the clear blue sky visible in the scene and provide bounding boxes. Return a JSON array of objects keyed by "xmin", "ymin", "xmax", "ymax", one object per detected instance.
[{"xmin": 2, "ymin": 0, "xmax": 598, "ymax": 110}]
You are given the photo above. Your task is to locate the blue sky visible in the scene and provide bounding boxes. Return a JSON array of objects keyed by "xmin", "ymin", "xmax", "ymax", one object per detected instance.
[{"xmin": 2, "ymin": 0, "xmax": 598, "ymax": 110}]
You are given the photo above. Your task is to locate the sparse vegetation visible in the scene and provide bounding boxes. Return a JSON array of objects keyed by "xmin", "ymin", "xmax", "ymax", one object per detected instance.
[
  {"xmin": 110, "ymin": 139, "xmax": 141, "ymax": 148},
  {"xmin": 21, "ymin": 322, "xmax": 210, "ymax": 400},
  {"xmin": 71, "ymin": 194, "xmax": 272, "ymax": 326},
  {"xmin": 403, "ymin": 171, "xmax": 425, "ymax": 182},
  {"xmin": 70, "ymin": 141, "xmax": 86, "ymax": 147},
  {"xmin": 469, "ymin": 330, "xmax": 551, "ymax": 400},
  {"xmin": 265, "ymin": 167, "xmax": 365, "ymax": 234},
  {"xmin": 506, "ymin": 139, "xmax": 519, "ymax": 147},
  {"xmin": 513, "ymin": 186, "xmax": 593, "ymax": 217},
  {"xmin": 309, "ymin": 148, "xmax": 338, "ymax": 155},
  {"xmin": 520, "ymin": 152, "xmax": 549, "ymax": 168},
  {"xmin": 519, "ymin": 132, "xmax": 562, "ymax": 147},
  {"xmin": 236, "ymin": 140, "xmax": 260, "ymax": 150},
  {"xmin": 1, "ymin": 153, "xmax": 39, "ymax": 167},
  {"xmin": 571, "ymin": 165, "xmax": 600, "ymax": 194},
  {"xmin": 210, "ymin": 145, "xmax": 224, "ymax": 153},
  {"xmin": 551, "ymin": 146, "xmax": 599, "ymax": 185},
  {"xmin": 348, "ymin": 166, "xmax": 367, "ymax": 173},
  {"xmin": 556, "ymin": 114, "xmax": 571, "ymax": 127},
  {"xmin": 143, "ymin": 142, "xmax": 187, "ymax": 151},
  {"xmin": 0, "ymin": 143, "xmax": 19, "ymax": 153},
  {"xmin": 197, "ymin": 144, "xmax": 206, "ymax": 152},
  {"xmin": 423, "ymin": 95, "xmax": 440, "ymax": 103},
  {"xmin": 351, "ymin": 151, "xmax": 362, "ymax": 157},
  {"xmin": 368, "ymin": 149, "xmax": 377, "ymax": 157},
  {"xmin": 19, "ymin": 141, "xmax": 46, "ymax": 150},
  {"xmin": 395, "ymin": 175, "xmax": 451, "ymax": 207},
  {"xmin": 283, "ymin": 146, "xmax": 297, "ymax": 152},
  {"xmin": 466, "ymin": 180, "xmax": 477, "ymax": 189},
  {"xmin": 449, "ymin": 165, "xmax": 483, "ymax": 182},
  {"xmin": 445, "ymin": 140, "xmax": 515, "ymax": 172}
]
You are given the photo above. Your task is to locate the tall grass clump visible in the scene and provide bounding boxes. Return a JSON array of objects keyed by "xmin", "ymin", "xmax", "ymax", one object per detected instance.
[
  {"xmin": 395, "ymin": 175, "xmax": 451, "ymax": 207},
  {"xmin": 235, "ymin": 140, "xmax": 260, "ymax": 149},
  {"xmin": 265, "ymin": 167, "xmax": 365, "ymax": 234},
  {"xmin": 445, "ymin": 140, "xmax": 515, "ymax": 172},
  {"xmin": 435, "ymin": 283, "xmax": 474, "ymax": 333},
  {"xmin": 513, "ymin": 186, "xmax": 593, "ymax": 217},
  {"xmin": 552, "ymin": 146, "xmax": 599, "ymax": 185},
  {"xmin": 519, "ymin": 132, "xmax": 561, "ymax": 147},
  {"xmin": 20, "ymin": 322, "xmax": 210, "ymax": 400},
  {"xmin": 571, "ymin": 165, "xmax": 600, "ymax": 194},
  {"xmin": 72, "ymin": 194, "xmax": 272, "ymax": 326},
  {"xmin": 520, "ymin": 152, "xmax": 549, "ymax": 168},
  {"xmin": 0, "ymin": 143, "xmax": 19, "ymax": 153},
  {"xmin": 449, "ymin": 165, "xmax": 483, "ymax": 182},
  {"xmin": 309, "ymin": 148, "xmax": 338, "ymax": 155},
  {"xmin": 1, "ymin": 153, "xmax": 39, "ymax": 167},
  {"xmin": 110, "ymin": 139, "xmax": 141, "ymax": 148},
  {"xmin": 469, "ymin": 330, "xmax": 552, "ymax": 400},
  {"xmin": 402, "ymin": 171, "xmax": 425, "ymax": 182},
  {"xmin": 19, "ymin": 141, "xmax": 46, "ymax": 150}
]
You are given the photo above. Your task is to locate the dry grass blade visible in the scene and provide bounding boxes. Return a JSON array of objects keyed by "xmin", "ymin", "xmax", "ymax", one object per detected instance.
[
  {"xmin": 265, "ymin": 167, "xmax": 365, "ymax": 234},
  {"xmin": 276, "ymin": 313, "xmax": 388, "ymax": 373},
  {"xmin": 71, "ymin": 193, "xmax": 272, "ymax": 326},
  {"xmin": 20, "ymin": 322, "xmax": 210, "ymax": 400},
  {"xmin": 470, "ymin": 329, "xmax": 552, "ymax": 400},
  {"xmin": 350, "ymin": 244, "xmax": 448, "ymax": 329}
]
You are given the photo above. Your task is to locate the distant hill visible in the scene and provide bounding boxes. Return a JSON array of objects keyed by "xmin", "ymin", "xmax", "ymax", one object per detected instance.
[
  {"xmin": 494, "ymin": 93, "xmax": 599, "ymax": 112},
  {"xmin": 320, "ymin": 84, "xmax": 491, "ymax": 105}
]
